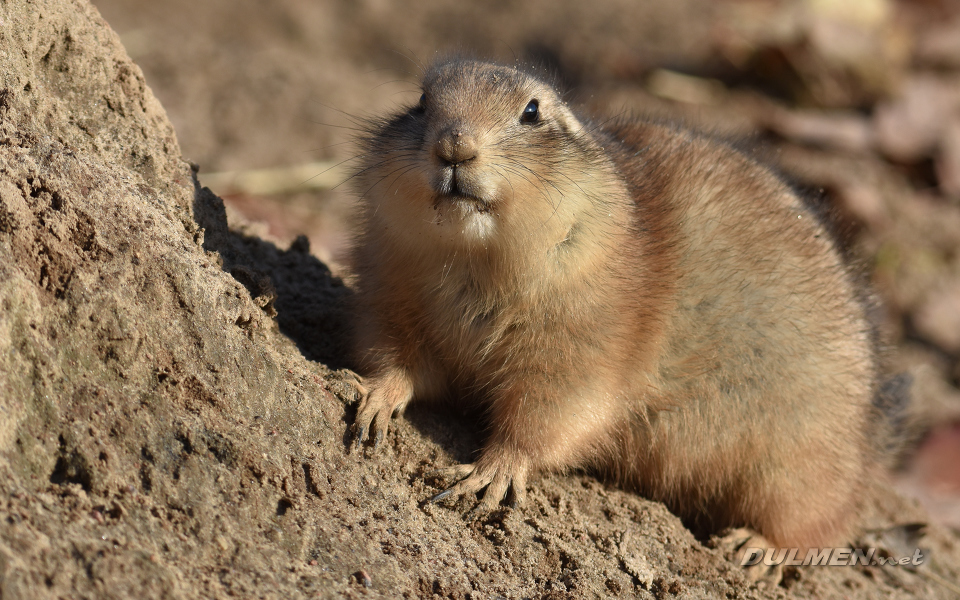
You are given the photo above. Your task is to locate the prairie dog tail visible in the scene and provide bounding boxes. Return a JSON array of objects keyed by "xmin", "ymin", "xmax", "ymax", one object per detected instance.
[{"xmin": 872, "ymin": 372, "xmax": 919, "ymax": 468}]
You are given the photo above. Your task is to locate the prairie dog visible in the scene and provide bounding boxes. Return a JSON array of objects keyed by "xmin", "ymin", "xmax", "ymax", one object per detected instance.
[{"xmin": 348, "ymin": 58, "xmax": 884, "ymax": 553}]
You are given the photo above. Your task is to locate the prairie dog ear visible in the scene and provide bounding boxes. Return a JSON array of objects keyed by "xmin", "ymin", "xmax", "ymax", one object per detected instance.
[{"xmin": 547, "ymin": 101, "xmax": 584, "ymax": 134}]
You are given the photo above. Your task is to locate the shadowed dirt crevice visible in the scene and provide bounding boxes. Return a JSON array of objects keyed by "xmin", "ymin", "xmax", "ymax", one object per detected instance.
[{"xmin": 192, "ymin": 184, "xmax": 352, "ymax": 368}]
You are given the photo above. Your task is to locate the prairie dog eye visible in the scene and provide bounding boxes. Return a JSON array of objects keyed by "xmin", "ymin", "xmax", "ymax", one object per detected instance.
[
  {"xmin": 418, "ymin": 93, "xmax": 426, "ymax": 110},
  {"xmin": 520, "ymin": 99, "xmax": 539, "ymax": 124}
]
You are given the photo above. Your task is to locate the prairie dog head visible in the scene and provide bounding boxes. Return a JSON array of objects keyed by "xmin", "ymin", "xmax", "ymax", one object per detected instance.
[{"xmin": 356, "ymin": 60, "xmax": 619, "ymax": 252}]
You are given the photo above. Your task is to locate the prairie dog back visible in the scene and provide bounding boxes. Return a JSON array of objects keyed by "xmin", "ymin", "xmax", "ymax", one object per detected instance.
[{"xmin": 347, "ymin": 58, "xmax": 882, "ymax": 560}]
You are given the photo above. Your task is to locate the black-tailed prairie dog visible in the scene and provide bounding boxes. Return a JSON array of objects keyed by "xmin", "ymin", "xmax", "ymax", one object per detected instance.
[{"xmin": 347, "ymin": 58, "xmax": 895, "ymax": 558}]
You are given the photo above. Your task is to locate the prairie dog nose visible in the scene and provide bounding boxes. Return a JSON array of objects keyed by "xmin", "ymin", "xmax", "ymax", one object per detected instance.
[{"xmin": 435, "ymin": 127, "xmax": 478, "ymax": 165}]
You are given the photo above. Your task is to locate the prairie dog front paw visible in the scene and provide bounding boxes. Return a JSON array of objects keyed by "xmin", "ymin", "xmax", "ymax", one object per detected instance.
[{"xmin": 351, "ymin": 370, "xmax": 413, "ymax": 451}]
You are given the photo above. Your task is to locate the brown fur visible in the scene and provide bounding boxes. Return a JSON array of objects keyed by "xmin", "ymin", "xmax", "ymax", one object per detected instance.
[{"xmin": 347, "ymin": 59, "xmax": 881, "ymax": 551}]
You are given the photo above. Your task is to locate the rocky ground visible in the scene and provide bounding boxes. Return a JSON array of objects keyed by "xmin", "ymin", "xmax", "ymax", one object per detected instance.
[{"xmin": 1, "ymin": 0, "xmax": 959, "ymax": 597}]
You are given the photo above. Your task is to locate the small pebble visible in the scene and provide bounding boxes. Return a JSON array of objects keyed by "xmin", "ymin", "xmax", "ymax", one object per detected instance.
[{"xmin": 356, "ymin": 569, "xmax": 372, "ymax": 588}]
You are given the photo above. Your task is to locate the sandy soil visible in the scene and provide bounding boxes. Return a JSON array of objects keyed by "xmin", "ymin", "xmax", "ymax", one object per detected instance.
[{"xmin": 1, "ymin": 0, "xmax": 959, "ymax": 598}]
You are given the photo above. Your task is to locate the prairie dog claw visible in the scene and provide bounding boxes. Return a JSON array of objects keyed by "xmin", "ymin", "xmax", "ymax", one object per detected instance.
[
  {"xmin": 350, "ymin": 372, "xmax": 412, "ymax": 452},
  {"xmin": 429, "ymin": 459, "xmax": 528, "ymax": 512}
]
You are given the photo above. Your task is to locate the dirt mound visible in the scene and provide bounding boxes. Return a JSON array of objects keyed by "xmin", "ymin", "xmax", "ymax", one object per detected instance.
[{"xmin": 0, "ymin": 0, "xmax": 957, "ymax": 598}]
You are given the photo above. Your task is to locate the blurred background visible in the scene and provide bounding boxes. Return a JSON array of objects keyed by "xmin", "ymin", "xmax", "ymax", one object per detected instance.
[{"xmin": 92, "ymin": 0, "xmax": 960, "ymax": 527}]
